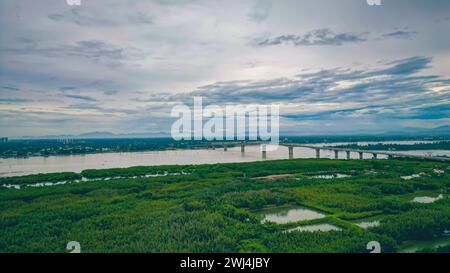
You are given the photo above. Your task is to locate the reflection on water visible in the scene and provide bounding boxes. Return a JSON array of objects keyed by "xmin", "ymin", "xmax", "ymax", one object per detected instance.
[
  {"xmin": 2, "ymin": 172, "xmax": 188, "ymax": 190},
  {"xmin": 286, "ymin": 224, "xmax": 341, "ymax": 233},
  {"xmin": 0, "ymin": 142, "xmax": 449, "ymax": 177},
  {"xmin": 3, "ymin": 184, "xmax": 21, "ymax": 189},
  {"xmin": 413, "ymin": 194, "xmax": 444, "ymax": 204},
  {"xmin": 259, "ymin": 206, "xmax": 325, "ymax": 224},
  {"xmin": 356, "ymin": 221, "xmax": 380, "ymax": 229},
  {"xmin": 399, "ymin": 236, "xmax": 450, "ymax": 253},
  {"xmin": 311, "ymin": 173, "xmax": 352, "ymax": 179},
  {"xmin": 401, "ymin": 173, "xmax": 423, "ymax": 180},
  {"xmin": 386, "ymin": 150, "xmax": 450, "ymax": 157}
]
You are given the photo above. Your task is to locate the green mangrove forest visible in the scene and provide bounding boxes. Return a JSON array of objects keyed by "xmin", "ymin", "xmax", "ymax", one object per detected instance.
[{"xmin": 0, "ymin": 158, "xmax": 449, "ymax": 253}]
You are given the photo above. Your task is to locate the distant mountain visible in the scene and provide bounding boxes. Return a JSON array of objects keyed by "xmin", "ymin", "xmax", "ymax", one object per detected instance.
[
  {"xmin": 78, "ymin": 131, "xmax": 116, "ymax": 138},
  {"xmin": 18, "ymin": 131, "xmax": 170, "ymax": 139},
  {"xmin": 15, "ymin": 126, "xmax": 450, "ymax": 140},
  {"xmin": 386, "ymin": 125, "xmax": 450, "ymax": 136},
  {"xmin": 433, "ymin": 125, "xmax": 450, "ymax": 133},
  {"xmin": 281, "ymin": 125, "xmax": 450, "ymax": 137}
]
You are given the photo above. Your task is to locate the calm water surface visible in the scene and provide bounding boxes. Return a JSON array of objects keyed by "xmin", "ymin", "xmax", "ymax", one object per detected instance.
[
  {"xmin": 259, "ymin": 206, "xmax": 325, "ymax": 224},
  {"xmin": 356, "ymin": 221, "xmax": 380, "ymax": 229},
  {"xmin": 412, "ymin": 194, "xmax": 444, "ymax": 204}
]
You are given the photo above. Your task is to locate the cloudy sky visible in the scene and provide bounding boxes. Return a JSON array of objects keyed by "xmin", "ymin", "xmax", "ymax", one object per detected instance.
[{"xmin": 0, "ymin": 0, "xmax": 449, "ymax": 137}]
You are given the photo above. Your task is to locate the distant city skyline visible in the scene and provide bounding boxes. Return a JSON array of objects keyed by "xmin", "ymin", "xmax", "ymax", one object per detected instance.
[{"xmin": 1, "ymin": 0, "xmax": 449, "ymax": 138}]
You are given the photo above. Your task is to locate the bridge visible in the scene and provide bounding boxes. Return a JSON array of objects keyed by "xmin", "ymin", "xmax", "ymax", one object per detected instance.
[{"xmin": 198, "ymin": 141, "xmax": 450, "ymax": 162}]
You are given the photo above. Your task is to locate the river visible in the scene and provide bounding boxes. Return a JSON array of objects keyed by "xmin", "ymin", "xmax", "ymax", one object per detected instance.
[{"xmin": 0, "ymin": 142, "xmax": 449, "ymax": 177}]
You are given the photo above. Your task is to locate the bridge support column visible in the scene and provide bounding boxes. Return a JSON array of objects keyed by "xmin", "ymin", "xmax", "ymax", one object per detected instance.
[
  {"xmin": 224, "ymin": 145, "xmax": 228, "ymax": 151},
  {"xmin": 372, "ymin": 153, "xmax": 377, "ymax": 159},
  {"xmin": 262, "ymin": 145, "xmax": 267, "ymax": 159},
  {"xmin": 315, "ymin": 148, "xmax": 320, "ymax": 159},
  {"xmin": 346, "ymin": 151, "xmax": 351, "ymax": 160},
  {"xmin": 334, "ymin": 150, "xmax": 339, "ymax": 159},
  {"xmin": 359, "ymin": 152, "xmax": 363, "ymax": 160},
  {"xmin": 288, "ymin": 146, "xmax": 294, "ymax": 159},
  {"xmin": 241, "ymin": 143, "xmax": 245, "ymax": 153}
]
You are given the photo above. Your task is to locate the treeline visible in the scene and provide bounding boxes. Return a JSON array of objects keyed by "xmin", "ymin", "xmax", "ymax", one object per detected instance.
[
  {"xmin": 80, "ymin": 165, "xmax": 194, "ymax": 179},
  {"xmin": 374, "ymin": 208, "xmax": 450, "ymax": 242},
  {"xmin": 0, "ymin": 172, "xmax": 81, "ymax": 185},
  {"xmin": 0, "ymin": 138, "xmax": 206, "ymax": 158},
  {"xmin": 335, "ymin": 141, "xmax": 450, "ymax": 151}
]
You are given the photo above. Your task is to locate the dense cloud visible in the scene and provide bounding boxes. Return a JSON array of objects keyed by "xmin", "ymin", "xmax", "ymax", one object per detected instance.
[
  {"xmin": 169, "ymin": 56, "xmax": 449, "ymax": 123},
  {"xmin": 0, "ymin": 0, "xmax": 449, "ymax": 137},
  {"xmin": 256, "ymin": 29, "xmax": 367, "ymax": 47},
  {"xmin": 382, "ymin": 30, "xmax": 418, "ymax": 40}
]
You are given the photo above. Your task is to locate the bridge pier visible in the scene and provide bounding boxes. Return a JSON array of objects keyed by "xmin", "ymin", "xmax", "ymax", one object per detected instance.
[
  {"xmin": 262, "ymin": 145, "xmax": 267, "ymax": 159},
  {"xmin": 224, "ymin": 144, "xmax": 228, "ymax": 151},
  {"xmin": 288, "ymin": 146, "xmax": 294, "ymax": 159},
  {"xmin": 241, "ymin": 143, "xmax": 245, "ymax": 153},
  {"xmin": 272, "ymin": 143, "xmax": 450, "ymax": 163},
  {"xmin": 346, "ymin": 151, "xmax": 351, "ymax": 160}
]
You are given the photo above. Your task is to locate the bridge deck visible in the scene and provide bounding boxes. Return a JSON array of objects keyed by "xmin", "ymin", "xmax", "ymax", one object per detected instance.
[
  {"xmin": 280, "ymin": 143, "xmax": 450, "ymax": 162},
  {"xmin": 203, "ymin": 141, "xmax": 450, "ymax": 162}
]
